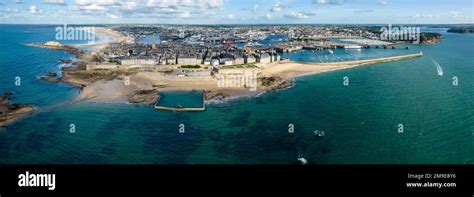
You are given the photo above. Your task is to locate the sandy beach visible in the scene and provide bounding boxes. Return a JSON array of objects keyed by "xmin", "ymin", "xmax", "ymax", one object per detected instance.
[
  {"xmin": 78, "ymin": 76, "xmax": 153, "ymax": 102},
  {"xmin": 78, "ymin": 72, "xmax": 265, "ymax": 102},
  {"xmin": 262, "ymin": 52, "xmax": 423, "ymax": 79},
  {"xmin": 75, "ymin": 27, "xmax": 133, "ymax": 53}
]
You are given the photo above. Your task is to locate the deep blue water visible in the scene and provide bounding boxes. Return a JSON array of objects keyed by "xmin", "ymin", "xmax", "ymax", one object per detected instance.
[{"xmin": 0, "ymin": 25, "xmax": 473, "ymax": 164}]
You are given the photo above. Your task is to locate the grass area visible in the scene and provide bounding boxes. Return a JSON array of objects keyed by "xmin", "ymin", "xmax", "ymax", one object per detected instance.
[
  {"xmin": 221, "ymin": 63, "xmax": 258, "ymax": 69},
  {"xmin": 180, "ymin": 65, "xmax": 201, "ymax": 69}
]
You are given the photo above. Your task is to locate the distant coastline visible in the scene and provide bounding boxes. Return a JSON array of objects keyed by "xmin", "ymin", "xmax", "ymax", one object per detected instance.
[{"xmin": 447, "ymin": 26, "xmax": 474, "ymax": 34}]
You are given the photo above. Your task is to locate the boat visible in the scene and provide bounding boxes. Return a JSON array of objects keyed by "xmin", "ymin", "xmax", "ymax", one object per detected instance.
[
  {"xmin": 222, "ymin": 40, "xmax": 237, "ymax": 45},
  {"xmin": 328, "ymin": 49, "xmax": 334, "ymax": 54},
  {"xmin": 314, "ymin": 130, "xmax": 325, "ymax": 137},
  {"xmin": 297, "ymin": 155, "xmax": 308, "ymax": 165},
  {"xmin": 431, "ymin": 58, "xmax": 443, "ymax": 76},
  {"xmin": 344, "ymin": 45, "xmax": 362, "ymax": 49},
  {"xmin": 245, "ymin": 42, "xmax": 262, "ymax": 47}
]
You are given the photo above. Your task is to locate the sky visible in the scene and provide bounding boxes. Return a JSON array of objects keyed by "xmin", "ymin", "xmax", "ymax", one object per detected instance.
[{"xmin": 0, "ymin": 0, "xmax": 472, "ymax": 24}]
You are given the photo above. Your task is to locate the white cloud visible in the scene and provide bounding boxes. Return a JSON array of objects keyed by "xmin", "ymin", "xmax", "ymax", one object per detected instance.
[
  {"xmin": 313, "ymin": 0, "xmax": 345, "ymax": 5},
  {"xmin": 378, "ymin": 0, "xmax": 389, "ymax": 5},
  {"xmin": 119, "ymin": 1, "xmax": 140, "ymax": 10},
  {"xmin": 180, "ymin": 0, "xmax": 194, "ymax": 7},
  {"xmin": 227, "ymin": 14, "xmax": 235, "ymax": 20},
  {"xmin": 43, "ymin": 0, "xmax": 66, "ymax": 5},
  {"xmin": 0, "ymin": 8, "xmax": 20, "ymax": 13},
  {"xmin": 75, "ymin": 0, "xmax": 117, "ymax": 6},
  {"xmin": 270, "ymin": 2, "xmax": 282, "ymax": 12},
  {"xmin": 146, "ymin": 0, "xmax": 178, "ymax": 8},
  {"xmin": 16, "ymin": 0, "xmax": 22, "ymax": 4},
  {"xmin": 29, "ymin": 5, "xmax": 42, "ymax": 14},
  {"xmin": 106, "ymin": 13, "xmax": 120, "ymax": 18},
  {"xmin": 178, "ymin": 10, "xmax": 192, "ymax": 18},
  {"xmin": 354, "ymin": 9, "xmax": 373, "ymax": 13},
  {"xmin": 262, "ymin": 14, "xmax": 272, "ymax": 20},
  {"xmin": 252, "ymin": 4, "xmax": 259, "ymax": 14},
  {"xmin": 199, "ymin": 0, "xmax": 223, "ymax": 9},
  {"xmin": 284, "ymin": 11, "xmax": 314, "ymax": 19},
  {"xmin": 80, "ymin": 4, "xmax": 108, "ymax": 11},
  {"xmin": 448, "ymin": 11, "xmax": 469, "ymax": 19}
]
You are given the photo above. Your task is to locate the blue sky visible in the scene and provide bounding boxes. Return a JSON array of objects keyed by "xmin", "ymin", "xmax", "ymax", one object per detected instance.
[{"xmin": 0, "ymin": 0, "xmax": 472, "ymax": 24}]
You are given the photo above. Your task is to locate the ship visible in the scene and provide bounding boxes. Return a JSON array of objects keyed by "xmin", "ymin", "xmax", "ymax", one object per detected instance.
[{"xmin": 344, "ymin": 45, "xmax": 363, "ymax": 49}]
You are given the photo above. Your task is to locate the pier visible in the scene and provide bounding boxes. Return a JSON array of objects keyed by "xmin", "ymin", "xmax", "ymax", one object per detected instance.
[{"xmin": 295, "ymin": 52, "xmax": 423, "ymax": 66}]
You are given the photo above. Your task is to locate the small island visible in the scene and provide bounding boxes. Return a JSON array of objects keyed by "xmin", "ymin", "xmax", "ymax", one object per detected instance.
[{"xmin": 420, "ymin": 32, "xmax": 444, "ymax": 44}]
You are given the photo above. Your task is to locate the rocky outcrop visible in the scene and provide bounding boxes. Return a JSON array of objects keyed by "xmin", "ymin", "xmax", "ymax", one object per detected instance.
[
  {"xmin": 60, "ymin": 65, "xmax": 138, "ymax": 87},
  {"xmin": 128, "ymin": 89, "xmax": 160, "ymax": 104},
  {"xmin": 204, "ymin": 90, "xmax": 230, "ymax": 100},
  {"xmin": 259, "ymin": 76, "xmax": 294, "ymax": 91},
  {"xmin": 0, "ymin": 92, "xmax": 34, "ymax": 127},
  {"xmin": 40, "ymin": 72, "xmax": 62, "ymax": 83},
  {"xmin": 270, "ymin": 80, "xmax": 294, "ymax": 91},
  {"xmin": 25, "ymin": 43, "xmax": 101, "ymax": 62},
  {"xmin": 60, "ymin": 59, "xmax": 72, "ymax": 64}
]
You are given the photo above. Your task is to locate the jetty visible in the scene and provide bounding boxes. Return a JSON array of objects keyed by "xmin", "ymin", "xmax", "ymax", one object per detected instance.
[{"xmin": 294, "ymin": 52, "xmax": 423, "ymax": 66}]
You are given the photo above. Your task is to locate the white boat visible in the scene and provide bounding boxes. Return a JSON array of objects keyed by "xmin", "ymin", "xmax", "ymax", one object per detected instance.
[
  {"xmin": 314, "ymin": 130, "xmax": 325, "ymax": 137},
  {"xmin": 297, "ymin": 155, "xmax": 308, "ymax": 165},
  {"xmin": 328, "ymin": 49, "xmax": 334, "ymax": 54},
  {"xmin": 344, "ymin": 45, "xmax": 362, "ymax": 49},
  {"xmin": 431, "ymin": 57, "xmax": 443, "ymax": 76}
]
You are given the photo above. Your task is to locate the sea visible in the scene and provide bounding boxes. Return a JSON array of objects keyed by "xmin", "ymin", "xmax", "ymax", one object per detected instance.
[{"xmin": 0, "ymin": 25, "xmax": 473, "ymax": 164}]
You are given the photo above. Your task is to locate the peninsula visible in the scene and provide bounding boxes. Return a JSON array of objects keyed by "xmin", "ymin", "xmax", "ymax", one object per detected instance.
[
  {"xmin": 26, "ymin": 25, "xmax": 428, "ymax": 107},
  {"xmin": 0, "ymin": 92, "xmax": 34, "ymax": 127}
]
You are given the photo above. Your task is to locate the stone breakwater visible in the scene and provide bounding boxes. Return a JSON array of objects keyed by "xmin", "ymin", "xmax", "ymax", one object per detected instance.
[{"xmin": 295, "ymin": 52, "xmax": 423, "ymax": 66}]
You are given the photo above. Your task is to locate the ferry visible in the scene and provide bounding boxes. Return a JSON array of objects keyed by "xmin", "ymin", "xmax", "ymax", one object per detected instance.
[{"xmin": 344, "ymin": 45, "xmax": 362, "ymax": 49}]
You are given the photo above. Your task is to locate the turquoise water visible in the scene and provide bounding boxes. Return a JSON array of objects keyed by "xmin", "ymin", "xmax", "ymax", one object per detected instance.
[
  {"xmin": 0, "ymin": 25, "xmax": 473, "ymax": 164},
  {"xmin": 281, "ymin": 46, "xmax": 415, "ymax": 62},
  {"xmin": 157, "ymin": 91, "xmax": 204, "ymax": 108}
]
